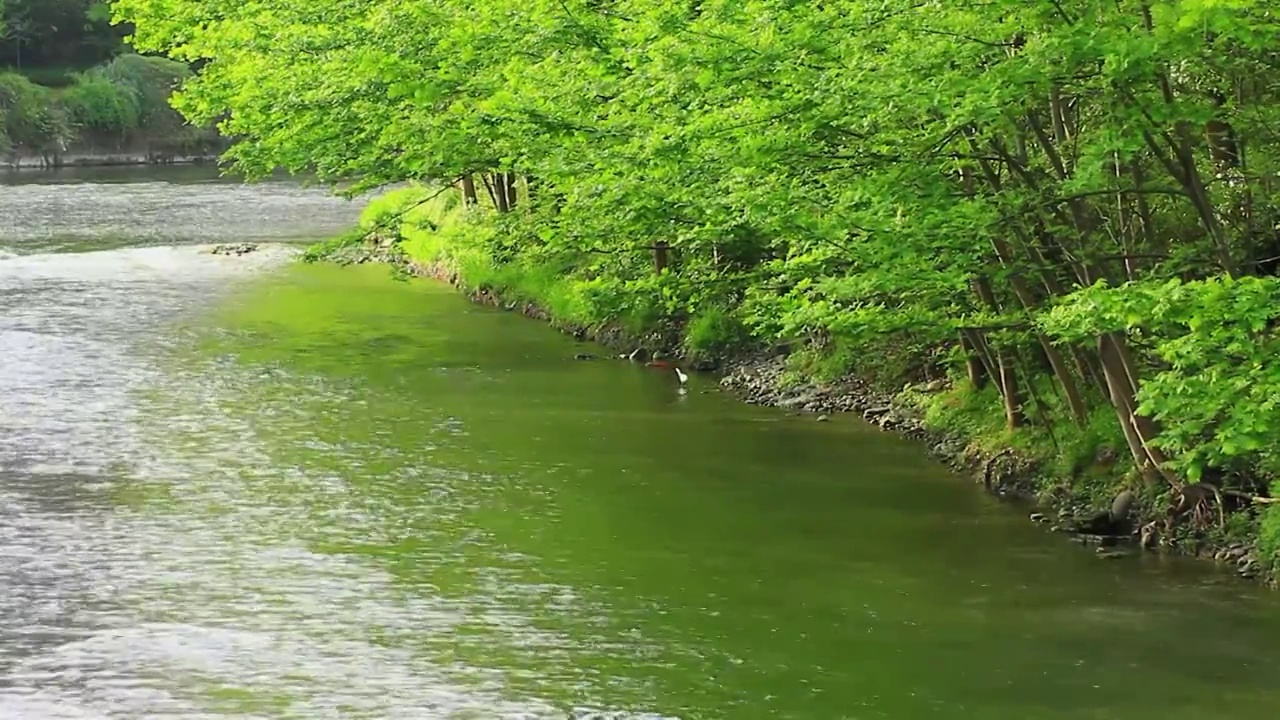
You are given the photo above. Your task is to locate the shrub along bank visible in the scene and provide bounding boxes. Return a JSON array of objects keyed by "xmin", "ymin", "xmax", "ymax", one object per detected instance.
[
  {"xmin": 116, "ymin": 1, "xmax": 1280, "ymax": 583},
  {"xmin": 0, "ymin": 54, "xmax": 221, "ymax": 164}
]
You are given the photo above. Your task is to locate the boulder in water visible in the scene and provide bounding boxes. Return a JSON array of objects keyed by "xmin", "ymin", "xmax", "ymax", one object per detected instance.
[{"xmin": 210, "ymin": 242, "xmax": 260, "ymax": 256}]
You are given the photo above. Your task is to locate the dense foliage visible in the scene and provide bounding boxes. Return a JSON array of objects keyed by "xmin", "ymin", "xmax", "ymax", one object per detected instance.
[
  {"xmin": 0, "ymin": 53, "xmax": 217, "ymax": 159},
  {"xmin": 0, "ymin": 70, "xmax": 72, "ymax": 154},
  {"xmin": 115, "ymin": 0, "xmax": 1280, "ymax": 555}
]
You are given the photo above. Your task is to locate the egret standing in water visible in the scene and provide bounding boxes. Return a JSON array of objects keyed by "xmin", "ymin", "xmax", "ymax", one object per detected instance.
[{"xmin": 674, "ymin": 367, "xmax": 689, "ymax": 397}]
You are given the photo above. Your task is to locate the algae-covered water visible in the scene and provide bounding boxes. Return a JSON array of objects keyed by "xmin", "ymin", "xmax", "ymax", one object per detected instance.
[{"xmin": 3, "ymin": 166, "xmax": 1280, "ymax": 719}]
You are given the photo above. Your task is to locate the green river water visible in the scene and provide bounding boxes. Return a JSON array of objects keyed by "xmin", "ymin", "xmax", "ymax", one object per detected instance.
[{"xmin": 2, "ymin": 166, "xmax": 1280, "ymax": 719}]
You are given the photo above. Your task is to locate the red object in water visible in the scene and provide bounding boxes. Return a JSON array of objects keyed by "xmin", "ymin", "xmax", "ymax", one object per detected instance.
[{"xmin": 646, "ymin": 360, "xmax": 673, "ymax": 369}]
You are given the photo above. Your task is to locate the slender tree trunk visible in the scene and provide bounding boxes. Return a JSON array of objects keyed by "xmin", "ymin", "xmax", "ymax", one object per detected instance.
[
  {"xmin": 959, "ymin": 330, "xmax": 989, "ymax": 390},
  {"xmin": 1097, "ymin": 333, "xmax": 1178, "ymax": 487},
  {"xmin": 481, "ymin": 173, "xmax": 500, "ymax": 210},
  {"xmin": 503, "ymin": 172, "xmax": 518, "ymax": 210},
  {"xmin": 971, "ymin": 277, "xmax": 1026, "ymax": 430},
  {"xmin": 967, "ymin": 328, "xmax": 1023, "ymax": 429},
  {"xmin": 654, "ymin": 241, "xmax": 669, "ymax": 274},
  {"xmin": 460, "ymin": 175, "xmax": 478, "ymax": 206},
  {"xmin": 998, "ymin": 350, "xmax": 1025, "ymax": 430},
  {"xmin": 962, "ymin": 328, "xmax": 1000, "ymax": 389},
  {"xmin": 1130, "ymin": 161, "xmax": 1163, "ymax": 259},
  {"xmin": 987, "ymin": 237, "xmax": 1090, "ymax": 425},
  {"xmin": 487, "ymin": 173, "xmax": 510, "ymax": 213}
]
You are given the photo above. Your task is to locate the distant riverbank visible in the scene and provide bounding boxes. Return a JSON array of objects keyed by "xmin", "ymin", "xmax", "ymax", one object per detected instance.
[
  {"xmin": 4, "ymin": 147, "xmax": 222, "ymax": 170},
  {"xmin": 0, "ymin": 55, "xmax": 222, "ymax": 170}
]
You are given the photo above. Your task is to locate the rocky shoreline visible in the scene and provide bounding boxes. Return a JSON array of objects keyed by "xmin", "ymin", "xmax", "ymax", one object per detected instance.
[
  {"xmin": 717, "ymin": 357, "xmax": 1270, "ymax": 582},
  {"xmin": 303, "ymin": 239, "xmax": 1275, "ymax": 587}
]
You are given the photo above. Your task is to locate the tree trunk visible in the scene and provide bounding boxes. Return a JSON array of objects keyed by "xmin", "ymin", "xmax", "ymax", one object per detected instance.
[
  {"xmin": 654, "ymin": 241, "xmax": 669, "ymax": 274},
  {"xmin": 1096, "ymin": 332, "xmax": 1178, "ymax": 487},
  {"xmin": 998, "ymin": 350, "xmax": 1026, "ymax": 430},
  {"xmin": 986, "ymin": 237, "xmax": 1090, "ymax": 425},
  {"xmin": 959, "ymin": 330, "xmax": 989, "ymax": 390},
  {"xmin": 487, "ymin": 173, "xmax": 510, "ymax": 213},
  {"xmin": 460, "ymin": 175, "xmax": 478, "ymax": 206},
  {"xmin": 503, "ymin": 172, "xmax": 518, "ymax": 210},
  {"xmin": 970, "ymin": 278, "xmax": 1026, "ymax": 430}
]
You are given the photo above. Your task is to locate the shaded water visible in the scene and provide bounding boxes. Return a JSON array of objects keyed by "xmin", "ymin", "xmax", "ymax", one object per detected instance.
[{"xmin": 3, "ymin": 166, "xmax": 1280, "ymax": 719}]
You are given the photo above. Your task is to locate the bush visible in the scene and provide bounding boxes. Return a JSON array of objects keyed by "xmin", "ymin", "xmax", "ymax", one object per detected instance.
[
  {"xmin": 683, "ymin": 307, "xmax": 748, "ymax": 360},
  {"xmin": 13, "ymin": 66, "xmax": 79, "ymax": 88},
  {"xmin": 90, "ymin": 54, "xmax": 191, "ymax": 130},
  {"xmin": 0, "ymin": 71, "xmax": 73, "ymax": 153},
  {"xmin": 61, "ymin": 73, "xmax": 141, "ymax": 134}
]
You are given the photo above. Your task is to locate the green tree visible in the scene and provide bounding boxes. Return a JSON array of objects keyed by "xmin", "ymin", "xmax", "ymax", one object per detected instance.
[
  {"xmin": 113, "ymin": 0, "xmax": 1280, "ymax": 530},
  {"xmin": 2, "ymin": 0, "xmax": 128, "ymax": 71}
]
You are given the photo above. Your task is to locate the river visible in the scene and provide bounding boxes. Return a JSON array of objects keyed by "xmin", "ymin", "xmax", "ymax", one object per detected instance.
[{"xmin": 2, "ymin": 165, "xmax": 1280, "ymax": 719}]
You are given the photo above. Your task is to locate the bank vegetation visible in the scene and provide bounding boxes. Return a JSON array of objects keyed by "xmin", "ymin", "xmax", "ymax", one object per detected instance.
[
  {"xmin": 0, "ymin": 53, "xmax": 220, "ymax": 164},
  {"xmin": 116, "ymin": 0, "xmax": 1280, "ymax": 573}
]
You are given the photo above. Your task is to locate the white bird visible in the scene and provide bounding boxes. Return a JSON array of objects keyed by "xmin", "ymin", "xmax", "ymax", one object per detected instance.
[{"xmin": 674, "ymin": 367, "xmax": 689, "ymax": 385}]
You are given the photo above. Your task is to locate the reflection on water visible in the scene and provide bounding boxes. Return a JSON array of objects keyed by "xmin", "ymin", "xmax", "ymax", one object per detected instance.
[{"xmin": 2, "ymin": 169, "xmax": 1280, "ymax": 718}]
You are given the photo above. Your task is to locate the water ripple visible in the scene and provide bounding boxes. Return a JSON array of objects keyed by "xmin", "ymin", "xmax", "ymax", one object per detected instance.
[{"xmin": 0, "ymin": 177, "xmax": 671, "ymax": 717}]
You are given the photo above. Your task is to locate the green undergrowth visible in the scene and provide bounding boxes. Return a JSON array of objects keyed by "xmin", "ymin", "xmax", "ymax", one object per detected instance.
[
  {"xmin": 913, "ymin": 380, "xmax": 1135, "ymax": 504},
  {"xmin": 323, "ymin": 184, "xmax": 748, "ymax": 358}
]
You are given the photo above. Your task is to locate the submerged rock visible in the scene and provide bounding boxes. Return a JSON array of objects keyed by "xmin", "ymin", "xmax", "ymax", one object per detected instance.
[
  {"xmin": 210, "ymin": 242, "xmax": 259, "ymax": 256},
  {"xmin": 1073, "ymin": 533, "xmax": 1122, "ymax": 548}
]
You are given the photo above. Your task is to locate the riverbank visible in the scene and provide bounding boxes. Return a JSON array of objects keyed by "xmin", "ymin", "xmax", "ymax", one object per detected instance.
[
  {"xmin": 4, "ymin": 151, "xmax": 221, "ymax": 170},
  {"xmin": 301, "ymin": 187, "xmax": 1277, "ymax": 588}
]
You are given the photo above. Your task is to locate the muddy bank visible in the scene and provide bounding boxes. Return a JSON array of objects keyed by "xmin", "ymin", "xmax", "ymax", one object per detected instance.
[{"xmin": 307, "ymin": 240, "xmax": 1275, "ymax": 586}]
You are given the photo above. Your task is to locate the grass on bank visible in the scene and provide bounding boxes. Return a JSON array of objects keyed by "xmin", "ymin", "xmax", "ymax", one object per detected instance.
[{"xmin": 329, "ymin": 185, "xmax": 696, "ymax": 344}]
